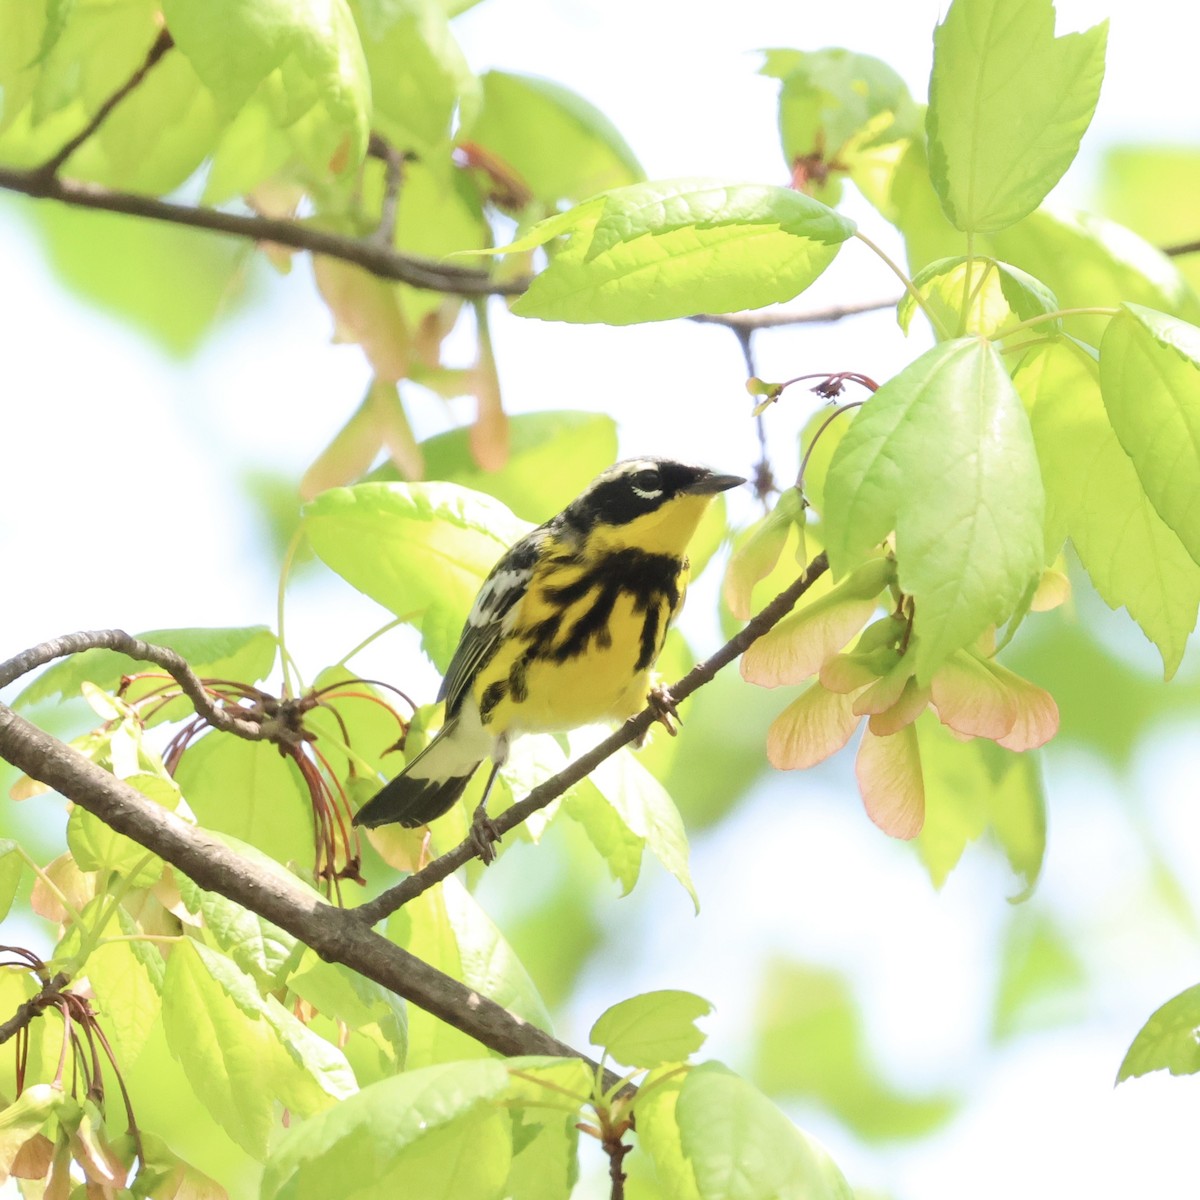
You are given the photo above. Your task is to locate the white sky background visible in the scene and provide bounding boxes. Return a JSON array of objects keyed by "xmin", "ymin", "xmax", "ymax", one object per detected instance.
[{"xmin": 2, "ymin": 0, "xmax": 1200, "ymax": 1196}]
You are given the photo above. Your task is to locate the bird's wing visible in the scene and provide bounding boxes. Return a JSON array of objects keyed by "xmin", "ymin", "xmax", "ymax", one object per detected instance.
[{"xmin": 438, "ymin": 529, "xmax": 545, "ymax": 715}]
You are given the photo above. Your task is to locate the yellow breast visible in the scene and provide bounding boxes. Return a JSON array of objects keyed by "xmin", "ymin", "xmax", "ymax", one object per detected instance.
[{"xmin": 472, "ymin": 549, "xmax": 688, "ymax": 735}]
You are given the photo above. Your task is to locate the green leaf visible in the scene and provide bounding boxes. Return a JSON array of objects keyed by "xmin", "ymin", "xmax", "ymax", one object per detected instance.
[
  {"xmin": 503, "ymin": 1108, "xmax": 580, "ymax": 1200},
  {"xmin": 352, "ymin": 0, "xmax": 476, "ymax": 159},
  {"xmin": 1020, "ymin": 342, "xmax": 1200, "ymax": 677},
  {"xmin": 754, "ymin": 960, "xmax": 958, "ymax": 1140},
  {"xmin": 586, "ymin": 748, "xmax": 697, "ymax": 911},
  {"xmin": 915, "ymin": 713, "xmax": 1046, "ymax": 893},
  {"xmin": 66, "ymin": 806, "xmax": 161, "ymax": 885},
  {"xmin": 590, "ymin": 990, "xmax": 711, "ymax": 1069},
  {"xmin": 1099, "ymin": 146, "xmax": 1200, "ymax": 294},
  {"xmin": 505, "ymin": 179, "xmax": 855, "ymax": 324},
  {"xmin": 990, "ymin": 207, "xmax": 1200, "ymax": 346},
  {"xmin": 176, "ymin": 873, "xmax": 300, "ymax": 992},
  {"xmin": 824, "ymin": 339, "xmax": 1044, "ymax": 678},
  {"xmin": 85, "ymin": 929, "xmax": 162, "ymax": 1071},
  {"xmin": 1117, "ymin": 983, "xmax": 1200, "ymax": 1082},
  {"xmin": 260, "ymin": 1060, "xmax": 511, "ymax": 1200},
  {"xmin": 173, "ymin": 733, "xmax": 317, "ymax": 870},
  {"xmin": 927, "ymin": 0, "xmax": 1107, "ymax": 232},
  {"xmin": 58, "ymin": 48, "xmax": 221, "ymax": 195},
  {"xmin": 289, "ymin": 949, "xmax": 407, "ymax": 1066},
  {"xmin": 992, "ymin": 912, "xmax": 1086, "ymax": 1041},
  {"xmin": 162, "ymin": 0, "xmax": 370, "ymax": 172},
  {"xmin": 674, "ymin": 1062, "xmax": 853, "ymax": 1199},
  {"xmin": 16, "ymin": 196, "xmax": 254, "ymax": 355},
  {"xmin": 1100, "ymin": 305, "xmax": 1200, "ymax": 566},
  {"xmin": 466, "ymin": 71, "xmax": 643, "ymax": 206},
  {"xmin": 765, "ymin": 47, "xmax": 919, "ymax": 207},
  {"xmin": 304, "ymin": 482, "xmax": 528, "ymax": 671},
  {"xmin": 897, "ymin": 257, "xmax": 1059, "ymax": 339},
  {"xmin": 162, "ymin": 940, "xmax": 355, "ymax": 1160},
  {"xmin": 15, "ymin": 625, "xmax": 276, "ymax": 710},
  {"xmin": 440, "ymin": 876, "xmax": 553, "ymax": 1032},
  {"xmin": 419, "ymin": 411, "xmax": 618, "ymax": 523},
  {"xmin": 388, "ymin": 877, "xmax": 550, "ymax": 1069},
  {"xmin": 0, "ymin": 841, "xmax": 21, "ymax": 923}
]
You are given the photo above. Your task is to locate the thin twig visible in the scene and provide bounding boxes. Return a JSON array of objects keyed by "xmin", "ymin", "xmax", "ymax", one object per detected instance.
[
  {"xmin": 35, "ymin": 29, "xmax": 174, "ymax": 180},
  {"xmin": 368, "ymin": 133, "xmax": 407, "ymax": 245},
  {"xmin": 605, "ymin": 1132, "xmax": 631, "ymax": 1200},
  {"xmin": 0, "ymin": 165, "xmax": 521, "ymax": 297},
  {"xmin": 353, "ymin": 552, "xmax": 830, "ymax": 926},
  {"xmin": 689, "ymin": 297, "xmax": 899, "ymax": 332},
  {"xmin": 1163, "ymin": 239, "xmax": 1200, "ymax": 258},
  {"xmin": 0, "ymin": 971, "xmax": 71, "ymax": 1046},
  {"xmin": 0, "ymin": 630, "xmax": 266, "ymax": 742}
]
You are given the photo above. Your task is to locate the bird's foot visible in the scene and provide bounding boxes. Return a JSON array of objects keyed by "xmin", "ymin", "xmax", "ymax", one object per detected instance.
[
  {"xmin": 637, "ymin": 683, "xmax": 681, "ymax": 747},
  {"xmin": 469, "ymin": 801, "xmax": 502, "ymax": 865}
]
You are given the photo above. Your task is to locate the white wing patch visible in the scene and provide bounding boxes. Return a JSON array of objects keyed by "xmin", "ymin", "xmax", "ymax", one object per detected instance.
[{"xmin": 467, "ymin": 564, "xmax": 533, "ymax": 628}]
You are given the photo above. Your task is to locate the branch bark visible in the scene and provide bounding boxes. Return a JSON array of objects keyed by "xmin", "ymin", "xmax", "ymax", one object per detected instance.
[{"xmin": 0, "ymin": 702, "xmax": 610, "ymax": 1077}]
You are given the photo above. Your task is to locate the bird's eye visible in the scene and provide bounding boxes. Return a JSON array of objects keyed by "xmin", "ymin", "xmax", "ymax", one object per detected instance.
[{"xmin": 629, "ymin": 469, "xmax": 662, "ymax": 499}]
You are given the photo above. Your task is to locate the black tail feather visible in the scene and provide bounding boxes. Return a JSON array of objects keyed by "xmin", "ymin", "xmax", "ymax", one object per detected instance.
[{"xmin": 353, "ymin": 768, "xmax": 479, "ymax": 829}]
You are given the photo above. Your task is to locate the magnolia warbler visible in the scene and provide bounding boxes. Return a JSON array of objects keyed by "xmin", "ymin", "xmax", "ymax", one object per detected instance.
[{"xmin": 353, "ymin": 457, "xmax": 743, "ymax": 836}]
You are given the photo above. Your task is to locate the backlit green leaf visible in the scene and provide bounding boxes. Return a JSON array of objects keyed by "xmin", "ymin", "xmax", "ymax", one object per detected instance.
[
  {"xmin": 1100, "ymin": 305, "xmax": 1200, "ymax": 566},
  {"xmin": 0, "ymin": 841, "xmax": 21, "ymax": 923},
  {"xmin": 990, "ymin": 207, "xmax": 1200, "ymax": 345},
  {"xmin": 352, "ymin": 0, "xmax": 476, "ymax": 158},
  {"xmin": 506, "ymin": 179, "xmax": 854, "ymax": 324},
  {"xmin": 304, "ymin": 483, "xmax": 529, "ymax": 671},
  {"xmin": 675, "ymin": 1062, "xmax": 853, "ymax": 1199},
  {"xmin": 1118, "ymin": 983, "xmax": 1200, "ymax": 1082},
  {"xmin": 587, "ymin": 748, "xmax": 697, "ymax": 911},
  {"xmin": 927, "ymin": 0, "xmax": 1106, "ymax": 231},
  {"xmin": 173, "ymin": 734, "xmax": 317, "ymax": 871},
  {"xmin": 162, "ymin": 0, "xmax": 370, "ymax": 171},
  {"xmin": 163, "ymin": 941, "xmax": 355, "ymax": 1159},
  {"xmin": 765, "ymin": 47, "xmax": 919, "ymax": 208},
  {"xmin": 824, "ymin": 339, "xmax": 1044, "ymax": 678},
  {"xmin": 897, "ymin": 257, "xmax": 1059, "ymax": 339},
  {"xmin": 1020, "ymin": 342, "xmax": 1200, "ymax": 677},
  {"xmin": 992, "ymin": 912, "xmax": 1086, "ymax": 1041},
  {"xmin": 754, "ymin": 959, "xmax": 958, "ymax": 1140},
  {"xmin": 915, "ymin": 713, "xmax": 1046, "ymax": 893},
  {"xmin": 419, "ymin": 411, "xmax": 618, "ymax": 523},
  {"xmin": 467, "ymin": 71, "xmax": 643, "ymax": 205},
  {"xmin": 260, "ymin": 1060, "xmax": 511, "ymax": 1200},
  {"xmin": 590, "ymin": 990, "xmax": 712, "ymax": 1070}
]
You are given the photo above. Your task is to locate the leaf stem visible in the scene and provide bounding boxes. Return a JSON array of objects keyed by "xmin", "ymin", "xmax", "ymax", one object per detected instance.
[
  {"xmin": 333, "ymin": 615, "xmax": 417, "ymax": 672},
  {"xmin": 998, "ymin": 306, "xmax": 1119, "ymax": 339},
  {"xmin": 853, "ymin": 231, "xmax": 949, "ymax": 340},
  {"xmin": 16, "ymin": 846, "xmax": 87, "ymax": 930},
  {"xmin": 957, "ymin": 232, "xmax": 975, "ymax": 337},
  {"xmin": 276, "ymin": 527, "xmax": 307, "ymax": 698}
]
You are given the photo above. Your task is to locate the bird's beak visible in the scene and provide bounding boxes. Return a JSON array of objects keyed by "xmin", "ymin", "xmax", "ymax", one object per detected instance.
[{"xmin": 682, "ymin": 472, "xmax": 745, "ymax": 496}]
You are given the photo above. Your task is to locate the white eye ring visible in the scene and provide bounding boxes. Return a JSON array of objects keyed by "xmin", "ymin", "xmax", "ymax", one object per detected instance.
[{"xmin": 631, "ymin": 484, "xmax": 663, "ymax": 500}]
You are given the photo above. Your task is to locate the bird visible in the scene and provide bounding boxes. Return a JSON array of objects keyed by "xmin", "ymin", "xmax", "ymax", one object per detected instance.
[{"xmin": 352, "ymin": 457, "xmax": 744, "ymax": 844}]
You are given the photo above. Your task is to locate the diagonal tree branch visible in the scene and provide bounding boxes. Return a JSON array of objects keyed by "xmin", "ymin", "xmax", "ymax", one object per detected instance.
[
  {"xmin": 354, "ymin": 552, "xmax": 829, "ymax": 925},
  {"xmin": 0, "ymin": 701, "xmax": 612, "ymax": 1077},
  {"xmin": 34, "ymin": 28, "xmax": 175, "ymax": 180}
]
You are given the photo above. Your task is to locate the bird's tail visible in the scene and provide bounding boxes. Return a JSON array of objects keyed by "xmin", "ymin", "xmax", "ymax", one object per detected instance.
[{"xmin": 353, "ymin": 719, "xmax": 482, "ymax": 829}]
